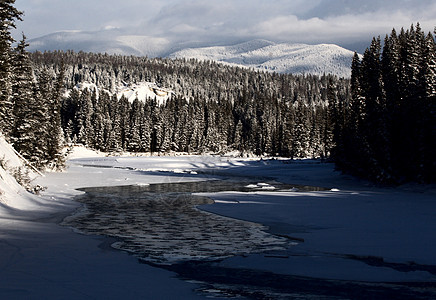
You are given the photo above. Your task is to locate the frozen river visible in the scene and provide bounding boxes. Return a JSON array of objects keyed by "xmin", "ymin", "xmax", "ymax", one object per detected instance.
[
  {"xmin": 3, "ymin": 154, "xmax": 432, "ymax": 299},
  {"xmin": 56, "ymin": 158, "xmax": 436, "ymax": 299}
]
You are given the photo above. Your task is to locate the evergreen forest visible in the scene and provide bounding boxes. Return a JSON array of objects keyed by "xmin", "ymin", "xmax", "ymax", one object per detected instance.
[
  {"xmin": 334, "ymin": 25, "xmax": 436, "ymax": 183},
  {"xmin": 1, "ymin": 1, "xmax": 434, "ymax": 184},
  {"xmin": 30, "ymin": 50, "xmax": 348, "ymax": 161}
]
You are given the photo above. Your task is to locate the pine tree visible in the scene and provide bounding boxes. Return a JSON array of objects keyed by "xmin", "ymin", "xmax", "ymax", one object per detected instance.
[
  {"xmin": 75, "ymin": 88, "xmax": 93, "ymax": 146},
  {"xmin": 360, "ymin": 37, "xmax": 392, "ymax": 181},
  {"xmin": 174, "ymin": 97, "xmax": 188, "ymax": 152},
  {"xmin": 61, "ymin": 88, "xmax": 80, "ymax": 142},
  {"xmin": 90, "ymin": 92, "xmax": 105, "ymax": 151},
  {"xmin": 127, "ymin": 98, "xmax": 144, "ymax": 152},
  {"xmin": 417, "ymin": 29, "xmax": 436, "ymax": 182},
  {"xmin": 10, "ymin": 36, "xmax": 36, "ymax": 156},
  {"xmin": 0, "ymin": 0, "xmax": 22, "ymax": 136},
  {"xmin": 292, "ymin": 99, "xmax": 310, "ymax": 158},
  {"xmin": 279, "ymin": 101, "xmax": 294, "ymax": 157},
  {"xmin": 107, "ymin": 95, "xmax": 122, "ymax": 152},
  {"xmin": 11, "ymin": 35, "xmax": 49, "ymax": 167},
  {"xmin": 118, "ymin": 95, "xmax": 130, "ymax": 150},
  {"xmin": 37, "ymin": 66, "xmax": 65, "ymax": 167}
]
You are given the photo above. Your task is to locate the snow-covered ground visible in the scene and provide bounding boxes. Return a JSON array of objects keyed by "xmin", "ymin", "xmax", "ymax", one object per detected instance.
[{"xmin": 1, "ymin": 141, "xmax": 435, "ymax": 298}]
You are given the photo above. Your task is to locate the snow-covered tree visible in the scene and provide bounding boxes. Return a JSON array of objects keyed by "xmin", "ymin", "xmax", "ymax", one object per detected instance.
[{"xmin": 0, "ymin": 0, "xmax": 22, "ymax": 136}]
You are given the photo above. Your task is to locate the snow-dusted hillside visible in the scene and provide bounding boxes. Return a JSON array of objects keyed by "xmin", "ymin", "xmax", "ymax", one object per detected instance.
[
  {"xmin": 28, "ymin": 30, "xmax": 356, "ymax": 77},
  {"xmin": 70, "ymin": 81, "xmax": 174, "ymax": 105},
  {"xmin": 116, "ymin": 82, "xmax": 174, "ymax": 104},
  {"xmin": 169, "ymin": 40, "xmax": 356, "ymax": 77}
]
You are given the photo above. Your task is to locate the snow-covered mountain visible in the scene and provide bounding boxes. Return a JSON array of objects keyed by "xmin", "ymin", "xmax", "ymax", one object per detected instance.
[
  {"xmin": 169, "ymin": 40, "xmax": 356, "ymax": 77},
  {"xmin": 28, "ymin": 30, "xmax": 172, "ymax": 58},
  {"xmin": 28, "ymin": 30, "xmax": 356, "ymax": 77}
]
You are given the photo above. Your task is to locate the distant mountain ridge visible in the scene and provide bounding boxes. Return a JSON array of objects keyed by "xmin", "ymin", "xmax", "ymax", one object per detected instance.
[
  {"xmin": 169, "ymin": 40, "xmax": 356, "ymax": 77},
  {"xmin": 28, "ymin": 30, "xmax": 356, "ymax": 77}
]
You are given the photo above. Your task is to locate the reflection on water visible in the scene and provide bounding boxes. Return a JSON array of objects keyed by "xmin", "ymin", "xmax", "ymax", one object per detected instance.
[{"xmin": 63, "ymin": 180, "xmax": 311, "ymax": 264}]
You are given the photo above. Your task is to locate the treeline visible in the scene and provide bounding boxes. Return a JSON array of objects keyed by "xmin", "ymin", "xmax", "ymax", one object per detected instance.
[
  {"xmin": 0, "ymin": 0, "xmax": 64, "ymax": 169},
  {"xmin": 31, "ymin": 50, "xmax": 350, "ymax": 158},
  {"xmin": 334, "ymin": 24, "xmax": 436, "ymax": 183}
]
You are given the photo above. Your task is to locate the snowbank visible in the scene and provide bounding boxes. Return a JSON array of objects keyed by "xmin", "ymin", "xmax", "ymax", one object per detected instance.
[
  {"xmin": 0, "ymin": 135, "xmax": 48, "ymax": 215},
  {"xmin": 64, "ymin": 144, "xmax": 106, "ymax": 160}
]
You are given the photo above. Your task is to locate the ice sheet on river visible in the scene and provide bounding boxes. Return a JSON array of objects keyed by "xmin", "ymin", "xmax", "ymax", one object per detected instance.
[{"xmin": 62, "ymin": 181, "xmax": 293, "ymax": 265}]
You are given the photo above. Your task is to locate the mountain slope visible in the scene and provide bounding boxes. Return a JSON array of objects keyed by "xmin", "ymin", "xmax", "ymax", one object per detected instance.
[
  {"xmin": 28, "ymin": 30, "xmax": 171, "ymax": 57},
  {"xmin": 28, "ymin": 30, "xmax": 356, "ymax": 77},
  {"xmin": 169, "ymin": 40, "xmax": 356, "ymax": 77}
]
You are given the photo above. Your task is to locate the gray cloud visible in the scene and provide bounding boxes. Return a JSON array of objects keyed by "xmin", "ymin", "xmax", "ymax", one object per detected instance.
[{"xmin": 14, "ymin": 0, "xmax": 436, "ymax": 52}]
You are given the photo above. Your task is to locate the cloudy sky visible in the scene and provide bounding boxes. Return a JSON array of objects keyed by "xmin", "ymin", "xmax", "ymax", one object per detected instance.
[{"xmin": 13, "ymin": 0, "xmax": 436, "ymax": 52}]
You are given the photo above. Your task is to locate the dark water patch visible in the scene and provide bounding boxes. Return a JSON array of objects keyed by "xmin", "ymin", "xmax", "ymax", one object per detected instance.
[
  {"xmin": 160, "ymin": 261, "xmax": 436, "ymax": 300},
  {"xmin": 196, "ymin": 169, "xmax": 330, "ymax": 192},
  {"xmin": 76, "ymin": 179, "xmax": 326, "ymax": 194},
  {"xmin": 63, "ymin": 179, "xmax": 305, "ymax": 265},
  {"xmin": 344, "ymin": 254, "xmax": 436, "ymax": 276}
]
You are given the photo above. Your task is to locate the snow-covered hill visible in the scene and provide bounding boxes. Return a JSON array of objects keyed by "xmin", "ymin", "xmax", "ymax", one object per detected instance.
[
  {"xmin": 71, "ymin": 81, "xmax": 174, "ymax": 105},
  {"xmin": 169, "ymin": 40, "xmax": 356, "ymax": 77},
  {"xmin": 28, "ymin": 30, "xmax": 356, "ymax": 77}
]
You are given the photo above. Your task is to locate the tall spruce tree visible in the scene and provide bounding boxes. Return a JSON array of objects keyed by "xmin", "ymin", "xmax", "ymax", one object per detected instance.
[
  {"xmin": 11, "ymin": 35, "xmax": 49, "ymax": 167},
  {"xmin": 37, "ymin": 66, "xmax": 64, "ymax": 167},
  {"xmin": 0, "ymin": 0, "xmax": 22, "ymax": 136}
]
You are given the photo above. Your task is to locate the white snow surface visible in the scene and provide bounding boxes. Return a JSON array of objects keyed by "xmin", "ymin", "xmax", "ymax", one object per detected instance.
[{"xmin": 1, "ymin": 143, "xmax": 435, "ymax": 298}]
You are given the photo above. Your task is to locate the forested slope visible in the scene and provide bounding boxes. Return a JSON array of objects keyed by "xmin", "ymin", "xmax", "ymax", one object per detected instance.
[{"xmin": 30, "ymin": 51, "xmax": 350, "ymax": 158}]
